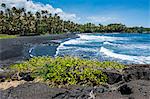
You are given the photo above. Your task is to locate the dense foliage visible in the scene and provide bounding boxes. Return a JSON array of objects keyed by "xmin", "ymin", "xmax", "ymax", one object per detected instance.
[
  {"xmin": 10, "ymin": 56, "xmax": 125, "ymax": 86},
  {"xmin": 0, "ymin": 3, "xmax": 149, "ymax": 35}
]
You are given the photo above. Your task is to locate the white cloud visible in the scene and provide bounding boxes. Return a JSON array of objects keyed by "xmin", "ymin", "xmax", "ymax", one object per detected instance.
[
  {"xmin": 87, "ymin": 16, "xmax": 117, "ymax": 23},
  {"xmin": 0, "ymin": 0, "xmax": 79, "ymax": 22}
]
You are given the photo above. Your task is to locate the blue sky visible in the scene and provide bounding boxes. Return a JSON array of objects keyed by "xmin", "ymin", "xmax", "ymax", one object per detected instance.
[{"xmin": 33, "ymin": 0, "xmax": 149, "ymax": 27}]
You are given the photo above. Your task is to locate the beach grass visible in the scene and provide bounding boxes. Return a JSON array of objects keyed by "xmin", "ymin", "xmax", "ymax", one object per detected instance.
[{"xmin": 0, "ymin": 34, "xmax": 17, "ymax": 39}]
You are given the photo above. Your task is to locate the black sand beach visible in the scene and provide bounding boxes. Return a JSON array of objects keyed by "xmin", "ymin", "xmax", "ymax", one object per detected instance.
[
  {"xmin": 0, "ymin": 33, "xmax": 150, "ymax": 99},
  {"xmin": 0, "ymin": 33, "xmax": 78, "ymax": 67}
]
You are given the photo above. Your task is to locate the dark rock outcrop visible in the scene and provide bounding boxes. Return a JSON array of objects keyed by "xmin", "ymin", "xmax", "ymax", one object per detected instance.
[
  {"xmin": 123, "ymin": 65, "xmax": 150, "ymax": 82},
  {"xmin": 19, "ymin": 73, "xmax": 34, "ymax": 81},
  {"xmin": 0, "ymin": 83, "xmax": 109, "ymax": 99},
  {"xmin": 1, "ymin": 80, "xmax": 149, "ymax": 99},
  {"xmin": 118, "ymin": 84, "xmax": 132, "ymax": 95},
  {"xmin": 104, "ymin": 72, "xmax": 122, "ymax": 85}
]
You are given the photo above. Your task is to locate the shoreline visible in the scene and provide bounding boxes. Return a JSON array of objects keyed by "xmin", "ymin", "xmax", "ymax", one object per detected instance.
[
  {"xmin": 0, "ymin": 33, "xmax": 79, "ymax": 67},
  {"xmin": 1, "ymin": 33, "xmax": 150, "ymax": 67}
]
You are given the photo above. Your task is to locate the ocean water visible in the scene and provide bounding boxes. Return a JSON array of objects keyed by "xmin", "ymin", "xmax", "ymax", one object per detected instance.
[
  {"xmin": 55, "ymin": 33, "xmax": 150, "ymax": 64},
  {"xmin": 31, "ymin": 33, "xmax": 150, "ymax": 64}
]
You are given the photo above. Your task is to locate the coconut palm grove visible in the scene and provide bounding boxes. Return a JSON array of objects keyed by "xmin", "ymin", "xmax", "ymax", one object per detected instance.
[{"xmin": 0, "ymin": 3, "xmax": 150, "ymax": 36}]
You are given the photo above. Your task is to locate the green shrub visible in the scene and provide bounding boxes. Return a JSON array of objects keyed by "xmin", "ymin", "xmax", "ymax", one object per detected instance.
[{"xmin": 10, "ymin": 56, "xmax": 125, "ymax": 86}]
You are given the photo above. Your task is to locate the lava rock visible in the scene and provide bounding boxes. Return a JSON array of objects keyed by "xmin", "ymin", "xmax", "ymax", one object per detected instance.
[
  {"xmin": 118, "ymin": 84, "xmax": 132, "ymax": 95},
  {"xmin": 123, "ymin": 65, "xmax": 150, "ymax": 82},
  {"xmin": 19, "ymin": 73, "xmax": 34, "ymax": 81},
  {"xmin": 104, "ymin": 72, "xmax": 123, "ymax": 85},
  {"xmin": 0, "ymin": 83, "xmax": 67, "ymax": 99},
  {"xmin": 0, "ymin": 71, "xmax": 15, "ymax": 82}
]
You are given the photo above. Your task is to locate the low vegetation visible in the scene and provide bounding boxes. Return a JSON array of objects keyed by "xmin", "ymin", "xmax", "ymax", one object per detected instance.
[
  {"xmin": 0, "ymin": 34, "xmax": 17, "ymax": 39},
  {"xmin": 10, "ymin": 56, "xmax": 125, "ymax": 87}
]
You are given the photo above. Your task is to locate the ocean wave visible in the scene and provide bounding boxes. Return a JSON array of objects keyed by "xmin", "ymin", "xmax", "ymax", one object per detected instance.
[
  {"xmin": 55, "ymin": 36, "xmax": 98, "ymax": 56},
  {"xmin": 103, "ymin": 41, "xmax": 114, "ymax": 45},
  {"xmin": 99, "ymin": 47, "xmax": 150, "ymax": 64},
  {"xmin": 103, "ymin": 41, "xmax": 150, "ymax": 50},
  {"xmin": 55, "ymin": 33, "xmax": 150, "ymax": 64},
  {"xmin": 77, "ymin": 34, "xmax": 128, "ymax": 42}
]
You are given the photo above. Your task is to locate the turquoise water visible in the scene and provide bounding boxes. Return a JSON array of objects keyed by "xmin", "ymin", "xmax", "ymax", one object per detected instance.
[{"xmin": 31, "ymin": 33, "xmax": 150, "ymax": 64}]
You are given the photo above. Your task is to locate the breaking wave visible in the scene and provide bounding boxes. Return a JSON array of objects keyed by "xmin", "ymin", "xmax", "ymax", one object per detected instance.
[
  {"xmin": 77, "ymin": 34, "xmax": 128, "ymax": 42},
  {"xmin": 32, "ymin": 33, "xmax": 150, "ymax": 64},
  {"xmin": 99, "ymin": 47, "xmax": 150, "ymax": 64}
]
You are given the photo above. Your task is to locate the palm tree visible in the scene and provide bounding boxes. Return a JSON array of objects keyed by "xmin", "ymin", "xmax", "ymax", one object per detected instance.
[
  {"xmin": 35, "ymin": 11, "xmax": 41, "ymax": 34},
  {"xmin": 1, "ymin": 3, "xmax": 6, "ymax": 8},
  {"xmin": 0, "ymin": 4, "xmax": 148, "ymax": 35},
  {"xmin": 0, "ymin": 11, "xmax": 4, "ymax": 33}
]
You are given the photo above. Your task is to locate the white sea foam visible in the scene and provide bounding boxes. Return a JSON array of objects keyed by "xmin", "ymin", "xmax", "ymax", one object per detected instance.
[
  {"xmin": 100, "ymin": 47, "xmax": 150, "ymax": 64},
  {"xmin": 103, "ymin": 41, "xmax": 150, "ymax": 50},
  {"xmin": 55, "ymin": 39, "xmax": 98, "ymax": 57},
  {"xmin": 55, "ymin": 37, "xmax": 90, "ymax": 56},
  {"xmin": 77, "ymin": 34, "xmax": 128, "ymax": 42},
  {"xmin": 55, "ymin": 43, "xmax": 64, "ymax": 57},
  {"xmin": 29, "ymin": 46, "xmax": 36, "ymax": 57},
  {"xmin": 125, "ymin": 44, "xmax": 150, "ymax": 49},
  {"xmin": 55, "ymin": 39, "xmax": 75, "ymax": 56},
  {"xmin": 55, "ymin": 39, "xmax": 74, "ymax": 56},
  {"xmin": 103, "ymin": 41, "xmax": 114, "ymax": 45}
]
